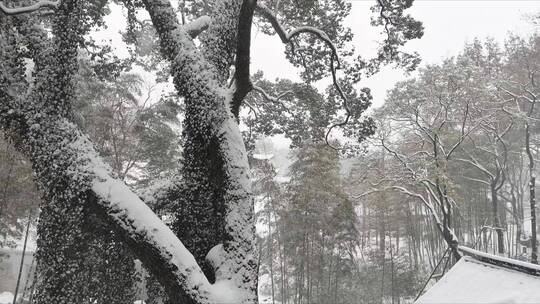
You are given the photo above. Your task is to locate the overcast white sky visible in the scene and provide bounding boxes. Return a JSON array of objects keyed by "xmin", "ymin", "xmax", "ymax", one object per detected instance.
[
  {"xmin": 99, "ymin": 1, "xmax": 539, "ymax": 107},
  {"xmin": 251, "ymin": 0, "xmax": 539, "ymax": 108}
]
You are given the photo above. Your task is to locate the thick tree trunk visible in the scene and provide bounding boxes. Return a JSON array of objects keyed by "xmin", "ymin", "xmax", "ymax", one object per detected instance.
[
  {"xmin": 141, "ymin": 0, "xmax": 258, "ymax": 301},
  {"xmin": 6, "ymin": 3, "xmax": 138, "ymax": 302}
]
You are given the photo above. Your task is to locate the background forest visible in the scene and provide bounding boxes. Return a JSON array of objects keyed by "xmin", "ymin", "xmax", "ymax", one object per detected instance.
[{"xmin": 0, "ymin": 1, "xmax": 539, "ymax": 304}]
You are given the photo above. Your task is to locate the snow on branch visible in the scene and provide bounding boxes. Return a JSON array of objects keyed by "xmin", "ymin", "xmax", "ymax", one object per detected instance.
[
  {"xmin": 0, "ymin": 0, "xmax": 59, "ymax": 15},
  {"xmin": 255, "ymin": 2, "xmax": 351, "ymax": 150},
  {"xmin": 392, "ymin": 186, "xmax": 443, "ymax": 229},
  {"xmin": 394, "ymin": 185, "xmax": 459, "ymax": 251},
  {"xmin": 380, "ymin": 137, "xmax": 418, "ymax": 179},
  {"xmin": 252, "ymin": 85, "xmax": 292, "ymax": 113},
  {"xmin": 184, "ymin": 15, "xmax": 211, "ymax": 38},
  {"xmin": 72, "ymin": 137, "xmax": 212, "ymax": 302},
  {"xmin": 69, "ymin": 131, "xmax": 248, "ymax": 303},
  {"xmin": 463, "ymin": 176, "xmax": 491, "ymax": 186},
  {"xmin": 1, "ymin": 77, "xmax": 245, "ymax": 302}
]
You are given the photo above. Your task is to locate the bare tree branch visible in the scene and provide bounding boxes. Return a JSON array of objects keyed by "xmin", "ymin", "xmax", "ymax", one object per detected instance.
[
  {"xmin": 255, "ymin": 3, "xmax": 337, "ymax": 60},
  {"xmin": 456, "ymin": 156, "xmax": 496, "ymax": 180},
  {"xmin": 244, "ymin": 100, "xmax": 259, "ymax": 119},
  {"xmin": 392, "ymin": 186, "xmax": 444, "ymax": 231},
  {"xmin": 463, "ymin": 176, "xmax": 491, "ymax": 186},
  {"xmin": 380, "ymin": 137, "xmax": 417, "ymax": 179}
]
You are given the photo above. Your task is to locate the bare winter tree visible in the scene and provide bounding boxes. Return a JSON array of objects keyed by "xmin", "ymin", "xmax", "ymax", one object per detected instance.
[
  {"xmin": 498, "ymin": 34, "xmax": 540, "ymax": 263},
  {"xmin": 458, "ymin": 118, "xmax": 513, "ymax": 255},
  {"xmin": 371, "ymin": 59, "xmax": 493, "ymax": 260}
]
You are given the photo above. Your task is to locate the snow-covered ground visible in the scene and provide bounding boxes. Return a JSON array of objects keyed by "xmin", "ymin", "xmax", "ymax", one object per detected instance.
[
  {"xmin": 0, "ymin": 292, "xmax": 14, "ymax": 304},
  {"xmin": 258, "ymin": 294, "xmax": 281, "ymax": 304}
]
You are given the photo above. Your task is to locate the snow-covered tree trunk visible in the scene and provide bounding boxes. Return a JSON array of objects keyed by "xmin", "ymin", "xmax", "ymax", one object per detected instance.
[
  {"xmin": 10, "ymin": 2, "xmax": 96, "ymax": 302},
  {"xmin": 0, "ymin": 2, "xmax": 138, "ymax": 302},
  {"xmin": 147, "ymin": 0, "xmax": 246, "ymax": 284},
  {"xmin": 141, "ymin": 0, "xmax": 257, "ymax": 300}
]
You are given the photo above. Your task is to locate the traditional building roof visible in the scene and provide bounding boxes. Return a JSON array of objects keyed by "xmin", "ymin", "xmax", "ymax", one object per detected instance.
[{"xmin": 416, "ymin": 246, "xmax": 540, "ymax": 304}]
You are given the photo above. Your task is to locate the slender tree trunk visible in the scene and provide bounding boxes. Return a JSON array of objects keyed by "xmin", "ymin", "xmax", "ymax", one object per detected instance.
[
  {"xmin": 13, "ymin": 213, "xmax": 32, "ymax": 304},
  {"xmin": 390, "ymin": 233, "xmax": 395, "ymax": 304},
  {"xmin": 526, "ymin": 123, "xmax": 538, "ymax": 263},
  {"xmin": 20, "ymin": 255, "xmax": 35, "ymax": 304},
  {"xmin": 491, "ymin": 183, "xmax": 505, "ymax": 254},
  {"xmin": 267, "ymin": 208, "xmax": 276, "ymax": 304},
  {"xmin": 380, "ymin": 244, "xmax": 385, "ymax": 304}
]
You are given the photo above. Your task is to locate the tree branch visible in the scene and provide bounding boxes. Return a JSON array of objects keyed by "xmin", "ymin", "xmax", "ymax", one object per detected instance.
[
  {"xmin": 252, "ymin": 85, "xmax": 292, "ymax": 113},
  {"xmin": 456, "ymin": 157, "xmax": 495, "ymax": 180},
  {"xmin": 0, "ymin": 0, "xmax": 59, "ymax": 15},
  {"xmin": 325, "ymin": 56, "xmax": 351, "ymax": 150},
  {"xmin": 380, "ymin": 138, "xmax": 417, "ymax": 179},
  {"xmin": 0, "ymin": 84, "xmax": 215, "ymax": 303},
  {"xmin": 463, "ymin": 176, "xmax": 491, "ymax": 186},
  {"xmin": 392, "ymin": 186, "xmax": 443, "ymax": 231},
  {"xmin": 255, "ymin": 2, "xmax": 351, "ymax": 149},
  {"xmin": 231, "ymin": 0, "xmax": 256, "ymax": 118}
]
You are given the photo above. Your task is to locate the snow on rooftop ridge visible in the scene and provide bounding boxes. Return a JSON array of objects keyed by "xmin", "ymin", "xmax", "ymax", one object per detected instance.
[
  {"xmin": 416, "ymin": 254, "xmax": 540, "ymax": 304},
  {"xmin": 458, "ymin": 246, "xmax": 540, "ymax": 275}
]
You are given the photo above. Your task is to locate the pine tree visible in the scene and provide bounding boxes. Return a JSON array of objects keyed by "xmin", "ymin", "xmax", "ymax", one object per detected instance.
[{"xmin": 280, "ymin": 142, "xmax": 359, "ymax": 304}]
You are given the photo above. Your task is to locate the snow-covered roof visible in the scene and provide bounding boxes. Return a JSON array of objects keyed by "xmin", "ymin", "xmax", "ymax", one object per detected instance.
[{"xmin": 416, "ymin": 246, "xmax": 540, "ymax": 304}]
